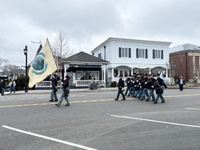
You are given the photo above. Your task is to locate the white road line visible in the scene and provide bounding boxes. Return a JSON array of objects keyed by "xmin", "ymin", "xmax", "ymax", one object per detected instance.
[
  {"xmin": 2, "ymin": 125, "xmax": 97, "ymax": 150},
  {"xmin": 111, "ymin": 115, "xmax": 200, "ymax": 129},
  {"xmin": 186, "ymin": 108, "xmax": 200, "ymax": 111}
]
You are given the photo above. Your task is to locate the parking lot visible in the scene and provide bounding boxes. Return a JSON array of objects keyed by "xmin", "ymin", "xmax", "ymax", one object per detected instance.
[{"xmin": 0, "ymin": 89, "xmax": 200, "ymax": 150}]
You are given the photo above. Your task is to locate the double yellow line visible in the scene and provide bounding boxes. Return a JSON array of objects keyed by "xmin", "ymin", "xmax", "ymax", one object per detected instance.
[{"xmin": 1, "ymin": 94, "xmax": 200, "ymax": 108}]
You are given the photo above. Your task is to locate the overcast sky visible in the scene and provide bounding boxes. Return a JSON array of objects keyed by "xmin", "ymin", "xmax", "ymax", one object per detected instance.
[{"xmin": 0, "ymin": 0, "xmax": 200, "ymax": 67}]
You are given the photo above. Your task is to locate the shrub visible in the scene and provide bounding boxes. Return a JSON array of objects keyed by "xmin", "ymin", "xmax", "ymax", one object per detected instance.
[{"xmin": 111, "ymin": 81, "xmax": 117, "ymax": 87}]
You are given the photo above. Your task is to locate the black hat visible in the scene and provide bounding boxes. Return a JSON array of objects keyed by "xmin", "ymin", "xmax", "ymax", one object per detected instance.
[
  {"xmin": 65, "ymin": 75, "xmax": 69, "ymax": 78},
  {"xmin": 119, "ymin": 75, "xmax": 123, "ymax": 77},
  {"xmin": 140, "ymin": 73, "xmax": 143, "ymax": 75},
  {"xmin": 149, "ymin": 74, "xmax": 152, "ymax": 76},
  {"xmin": 144, "ymin": 74, "xmax": 147, "ymax": 76},
  {"xmin": 156, "ymin": 74, "xmax": 160, "ymax": 76},
  {"xmin": 133, "ymin": 73, "xmax": 136, "ymax": 75}
]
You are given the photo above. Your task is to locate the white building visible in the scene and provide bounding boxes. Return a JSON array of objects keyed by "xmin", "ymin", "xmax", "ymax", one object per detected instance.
[{"xmin": 91, "ymin": 37, "xmax": 172, "ymax": 84}]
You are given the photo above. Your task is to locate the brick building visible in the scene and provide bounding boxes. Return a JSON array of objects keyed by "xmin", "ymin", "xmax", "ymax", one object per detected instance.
[{"xmin": 170, "ymin": 43, "xmax": 200, "ymax": 82}]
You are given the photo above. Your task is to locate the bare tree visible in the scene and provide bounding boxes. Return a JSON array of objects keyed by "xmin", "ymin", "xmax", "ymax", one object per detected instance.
[
  {"xmin": 0, "ymin": 58, "xmax": 10, "ymax": 74},
  {"xmin": 52, "ymin": 29, "xmax": 73, "ymax": 70}
]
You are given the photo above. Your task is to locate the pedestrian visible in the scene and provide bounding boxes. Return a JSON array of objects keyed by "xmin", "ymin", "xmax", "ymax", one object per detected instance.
[
  {"xmin": 0, "ymin": 80, "xmax": 2, "ymax": 95},
  {"xmin": 0, "ymin": 79, "xmax": 5, "ymax": 96},
  {"xmin": 115, "ymin": 75, "xmax": 125, "ymax": 101},
  {"xmin": 128, "ymin": 75, "xmax": 134, "ymax": 97},
  {"xmin": 141, "ymin": 74, "xmax": 148, "ymax": 100},
  {"xmin": 146, "ymin": 74, "xmax": 156, "ymax": 102},
  {"xmin": 49, "ymin": 74, "xmax": 59, "ymax": 102},
  {"xmin": 154, "ymin": 74, "xmax": 167, "ymax": 104},
  {"xmin": 124, "ymin": 75, "xmax": 130, "ymax": 96},
  {"xmin": 137, "ymin": 73, "xmax": 143, "ymax": 99},
  {"xmin": 8, "ymin": 79, "xmax": 16, "ymax": 94},
  {"xmin": 178, "ymin": 76, "xmax": 185, "ymax": 91},
  {"xmin": 133, "ymin": 74, "xmax": 140, "ymax": 98},
  {"xmin": 55, "ymin": 75, "xmax": 70, "ymax": 107}
]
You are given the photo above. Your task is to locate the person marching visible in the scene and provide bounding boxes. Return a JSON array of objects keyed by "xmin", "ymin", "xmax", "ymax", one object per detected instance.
[
  {"xmin": 146, "ymin": 74, "xmax": 156, "ymax": 102},
  {"xmin": 55, "ymin": 75, "xmax": 70, "ymax": 107},
  {"xmin": 49, "ymin": 74, "xmax": 60, "ymax": 102},
  {"xmin": 128, "ymin": 75, "xmax": 134, "ymax": 97},
  {"xmin": 154, "ymin": 74, "xmax": 167, "ymax": 104},
  {"xmin": 124, "ymin": 75, "xmax": 130, "ymax": 96},
  {"xmin": 115, "ymin": 75, "xmax": 125, "ymax": 101},
  {"xmin": 140, "ymin": 74, "xmax": 149, "ymax": 100},
  {"xmin": 178, "ymin": 76, "xmax": 185, "ymax": 91},
  {"xmin": 137, "ymin": 73, "xmax": 143, "ymax": 99},
  {"xmin": 133, "ymin": 74, "xmax": 140, "ymax": 98}
]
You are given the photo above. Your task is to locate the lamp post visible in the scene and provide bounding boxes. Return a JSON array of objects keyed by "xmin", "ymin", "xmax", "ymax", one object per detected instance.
[{"xmin": 23, "ymin": 46, "xmax": 28, "ymax": 92}]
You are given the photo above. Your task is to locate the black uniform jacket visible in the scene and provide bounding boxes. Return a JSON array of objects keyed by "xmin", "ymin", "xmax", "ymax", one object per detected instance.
[
  {"xmin": 118, "ymin": 78, "xmax": 125, "ymax": 91},
  {"xmin": 154, "ymin": 78, "xmax": 167, "ymax": 94}
]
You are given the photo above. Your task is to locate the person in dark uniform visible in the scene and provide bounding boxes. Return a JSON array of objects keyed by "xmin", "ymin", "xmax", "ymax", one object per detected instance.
[
  {"xmin": 154, "ymin": 74, "xmax": 167, "ymax": 104},
  {"xmin": 0, "ymin": 80, "xmax": 2, "ymax": 96},
  {"xmin": 146, "ymin": 74, "xmax": 156, "ymax": 102},
  {"xmin": 55, "ymin": 75, "xmax": 70, "ymax": 107},
  {"xmin": 141, "ymin": 74, "xmax": 148, "ymax": 100},
  {"xmin": 49, "ymin": 74, "xmax": 60, "ymax": 102},
  {"xmin": 133, "ymin": 74, "xmax": 140, "ymax": 98},
  {"xmin": 178, "ymin": 76, "xmax": 185, "ymax": 91},
  {"xmin": 115, "ymin": 75, "xmax": 125, "ymax": 101},
  {"xmin": 128, "ymin": 75, "xmax": 134, "ymax": 96},
  {"xmin": 137, "ymin": 73, "xmax": 143, "ymax": 99},
  {"xmin": 124, "ymin": 75, "xmax": 130, "ymax": 96}
]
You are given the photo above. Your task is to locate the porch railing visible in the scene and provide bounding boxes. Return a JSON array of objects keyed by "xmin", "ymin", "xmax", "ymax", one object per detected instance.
[{"xmin": 75, "ymin": 80, "xmax": 105, "ymax": 87}]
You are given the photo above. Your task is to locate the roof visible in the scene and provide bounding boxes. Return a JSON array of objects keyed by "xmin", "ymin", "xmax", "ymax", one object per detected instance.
[
  {"xmin": 170, "ymin": 43, "xmax": 200, "ymax": 54},
  {"xmin": 91, "ymin": 37, "xmax": 172, "ymax": 53},
  {"xmin": 62, "ymin": 51, "xmax": 109, "ymax": 65}
]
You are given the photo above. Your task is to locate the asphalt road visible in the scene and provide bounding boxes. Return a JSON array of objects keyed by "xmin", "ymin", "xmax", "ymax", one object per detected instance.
[{"xmin": 0, "ymin": 89, "xmax": 200, "ymax": 150}]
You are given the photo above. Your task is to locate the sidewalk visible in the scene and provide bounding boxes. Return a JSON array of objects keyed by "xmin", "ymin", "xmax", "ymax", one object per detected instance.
[{"xmin": 3, "ymin": 85, "xmax": 200, "ymax": 95}]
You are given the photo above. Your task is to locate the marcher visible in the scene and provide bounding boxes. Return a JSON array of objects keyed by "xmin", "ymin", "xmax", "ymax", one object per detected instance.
[
  {"xmin": 115, "ymin": 75, "xmax": 125, "ymax": 101},
  {"xmin": 128, "ymin": 75, "xmax": 135, "ymax": 96},
  {"xmin": 49, "ymin": 74, "xmax": 60, "ymax": 102},
  {"xmin": 124, "ymin": 75, "xmax": 130, "ymax": 96},
  {"xmin": 146, "ymin": 74, "xmax": 155, "ymax": 102},
  {"xmin": 137, "ymin": 73, "xmax": 143, "ymax": 99},
  {"xmin": 55, "ymin": 75, "xmax": 70, "ymax": 107},
  {"xmin": 8, "ymin": 79, "xmax": 16, "ymax": 94},
  {"xmin": 133, "ymin": 74, "xmax": 140, "ymax": 98},
  {"xmin": 178, "ymin": 76, "xmax": 185, "ymax": 91},
  {"xmin": 0, "ymin": 79, "xmax": 5, "ymax": 96},
  {"xmin": 154, "ymin": 74, "xmax": 167, "ymax": 104},
  {"xmin": 141, "ymin": 74, "xmax": 148, "ymax": 100}
]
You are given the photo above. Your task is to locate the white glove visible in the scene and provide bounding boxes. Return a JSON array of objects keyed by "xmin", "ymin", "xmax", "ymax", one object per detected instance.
[
  {"xmin": 151, "ymin": 86, "xmax": 154, "ymax": 88},
  {"xmin": 145, "ymin": 82, "xmax": 147, "ymax": 84},
  {"xmin": 139, "ymin": 83, "xmax": 141, "ymax": 85},
  {"xmin": 133, "ymin": 81, "xmax": 135, "ymax": 83}
]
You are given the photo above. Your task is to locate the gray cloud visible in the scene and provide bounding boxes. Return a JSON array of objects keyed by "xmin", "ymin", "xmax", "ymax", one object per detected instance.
[{"xmin": 0, "ymin": 0, "xmax": 200, "ymax": 66}]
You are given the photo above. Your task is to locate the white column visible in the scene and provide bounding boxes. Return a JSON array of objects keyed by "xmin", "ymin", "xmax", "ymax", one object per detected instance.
[
  {"xmin": 131, "ymin": 68, "xmax": 133, "ymax": 76},
  {"xmin": 111, "ymin": 68, "xmax": 114, "ymax": 79},
  {"xmin": 166, "ymin": 68, "xmax": 168, "ymax": 78},
  {"xmin": 104, "ymin": 65, "xmax": 106, "ymax": 88},
  {"xmin": 64, "ymin": 64, "xmax": 69, "ymax": 78}
]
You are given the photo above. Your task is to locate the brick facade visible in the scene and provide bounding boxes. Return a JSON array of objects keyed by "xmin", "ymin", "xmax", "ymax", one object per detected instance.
[{"xmin": 170, "ymin": 51, "xmax": 200, "ymax": 82}]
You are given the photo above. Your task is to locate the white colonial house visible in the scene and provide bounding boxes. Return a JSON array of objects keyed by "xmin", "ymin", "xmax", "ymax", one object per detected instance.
[{"xmin": 91, "ymin": 37, "xmax": 172, "ymax": 85}]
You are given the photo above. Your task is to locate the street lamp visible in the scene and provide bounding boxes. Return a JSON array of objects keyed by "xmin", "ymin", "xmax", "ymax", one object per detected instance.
[{"xmin": 23, "ymin": 45, "xmax": 28, "ymax": 92}]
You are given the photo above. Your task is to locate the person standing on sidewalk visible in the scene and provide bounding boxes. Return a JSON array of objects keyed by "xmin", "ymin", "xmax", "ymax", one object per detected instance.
[
  {"xmin": 0, "ymin": 79, "xmax": 5, "ymax": 96},
  {"xmin": 154, "ymin": 74, "xmax": 167, "ymax": 104},
  {"xmin": 55, "ymin": 75, "xmax": 70, "ymax": 107},
  {"xmin": 115, "ymin": 75, "xmax": 125, "ymax": 101},
  {"xmin": 49, "ymin": 74, "xmax": 59, "ymax": 102},
  {"xmin": 178, "ymin": 76, "xmax": 185, "ymax": 91},
  {"xmin": 9, "ymin": 79, "xmax": 16, "ymax": 94}
]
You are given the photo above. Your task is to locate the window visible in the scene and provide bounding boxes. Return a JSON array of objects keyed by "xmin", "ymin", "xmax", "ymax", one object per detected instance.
[
  {"xmin": 114, "ymin": 69, "xmax": 118, "ymax": 77},
  {"xmin": 120, "ymin": 70, "xmax": 123, "ymax": 77},
  {"xmin": 155, "ymin": 50, "xmax": 161, "ymax": 58},
  {"xmin": 195, "ymin": 69, "xmax": 199, "ymax": 78},
  {"xmin": 121, "ymin": 48, "xmax": 128, "ymax": 57},
  {"xmin": 76, "ymin": 71, "xmax": 99, "ymax": 80},
  {"xmin": 98, "ymin": 53, "xmax": 101, "ymax": 59},
  {"xmin": 153, "ymin": 49, "xmax": 163, "ymax": 59},
  {"xmin": 136, "ymin": 48, "xmax": 148, "ymax": 58}
]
